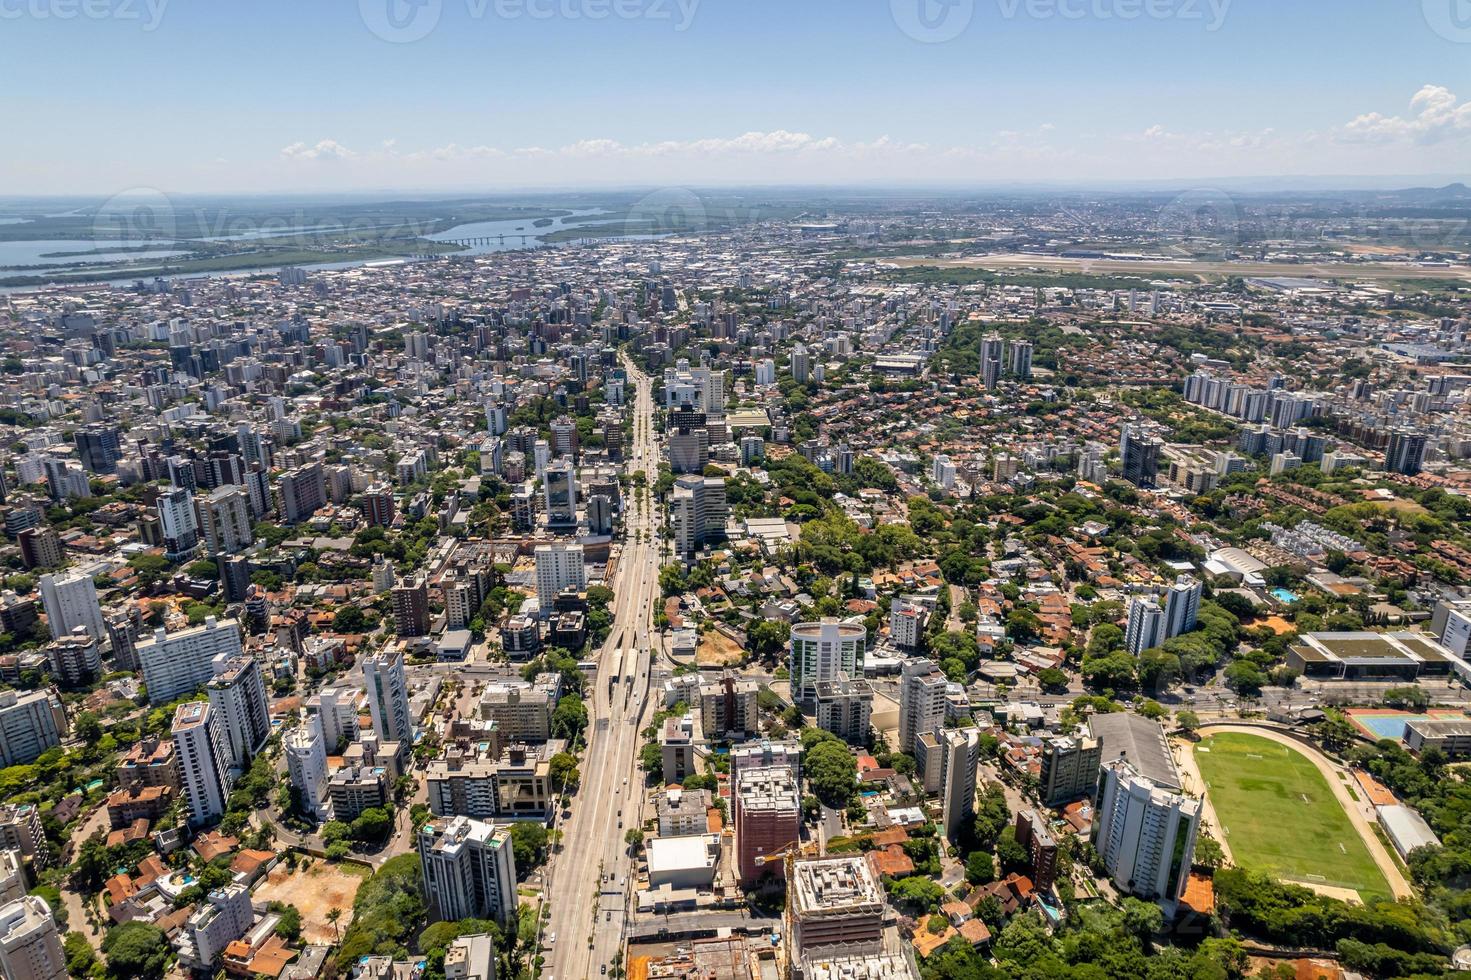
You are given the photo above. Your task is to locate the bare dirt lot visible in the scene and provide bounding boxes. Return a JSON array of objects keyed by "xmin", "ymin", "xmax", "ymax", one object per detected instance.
[
  {"xmin": 696, "ymin": 630, "xmax": 744, "ymax": 667},
  {"xmin": 254, "ymin": 860, "xmax": 369, "ymax": 945}
]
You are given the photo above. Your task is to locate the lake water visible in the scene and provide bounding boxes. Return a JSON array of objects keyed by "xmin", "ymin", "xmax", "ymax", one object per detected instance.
[
  {"xmin": 425, "ymin": 208, "xmax": 619, "ymax": 254},
  {"xmin": 0, "ymin": 239, "xmax": 190, "ymax": 270},
  {"xmin": 0, "ymin": 207, "xmax": 665, "ymax": 294}
]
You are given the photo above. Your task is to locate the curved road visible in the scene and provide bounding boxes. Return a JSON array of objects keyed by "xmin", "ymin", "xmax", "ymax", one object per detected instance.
[{"xmin": 1177, "ymin": 724, "xmax": 1412, "ymax": 901}]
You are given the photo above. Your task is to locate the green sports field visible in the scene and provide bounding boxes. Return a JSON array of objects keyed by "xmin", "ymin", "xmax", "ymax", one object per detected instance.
[{"xmin": 1194, "ymin": 732, "xmax": 1390, "ymax": 901}]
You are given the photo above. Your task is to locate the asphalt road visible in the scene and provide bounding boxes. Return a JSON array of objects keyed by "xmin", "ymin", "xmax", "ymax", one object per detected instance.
[{"xmin": 542, "ymin": 357, "xmax": 661, "ymax": 980}]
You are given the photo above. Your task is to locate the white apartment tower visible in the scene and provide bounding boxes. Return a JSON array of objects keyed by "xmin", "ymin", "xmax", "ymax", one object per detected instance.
[
  {"xmin": 534, "ymin": 543, "xmax": 586, "ymax": 602},
  {"xmin": 172, "ymin": 701, "xmax": 232, "ymax": 826},
  {"xmin": 285, "ymin": 717, "xmax": 330, "ymax": 820},
  {"xmin": 206, "ymin": 656, "xmax": 271, "ymax": 775},
  {"xmin": 1162, "ymin": 575, "xmax": 1202, "ymax": 640},
  {"xmin": 789, "ymin": 619, "xmax": 866, "ymax": 705},
  {"xmin": 1124, "ymin": 597, "xmax": 1165, "ymax": 656},
  {"xmin": 1093, "ymin": 759, "xmax": 1200, "ymax": 914},
  {"xmin": 897, "ymin": 658, "xmax": 948, "ymax": 753},
  {"xmin": 0, "ymin": 895, "xmax": 66, "ymax": 980},
  {"xmin": 418, "ymin": 816, "xmax": 518, "ymax": 926},
  {"xmin": 38, "ymin": 571, "xmax": 106, "ymax": 643},
  {"xmin": 363, "ymin": 650, "xmax": 414, "ymax": 746},
  {"xmin": 137, "ymin": 617, "xmax": 244, "ymax": 705}
]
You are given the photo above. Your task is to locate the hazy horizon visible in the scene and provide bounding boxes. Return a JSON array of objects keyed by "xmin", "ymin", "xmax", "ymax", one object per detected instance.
[{"xmin": 4, "ymin": 0, "xmax": 1471, "ymax": 194}]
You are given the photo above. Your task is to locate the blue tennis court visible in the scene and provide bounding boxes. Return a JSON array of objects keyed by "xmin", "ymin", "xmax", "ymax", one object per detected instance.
[{"xmin": 1355, "ymin": 713, "xmax": 1428, "ymax": 740}]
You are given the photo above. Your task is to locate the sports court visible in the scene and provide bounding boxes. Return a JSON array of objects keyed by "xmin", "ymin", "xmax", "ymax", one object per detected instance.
[{"xmin": 1194, "ymin": 732, "xmax": 1391, "ymax": 902}]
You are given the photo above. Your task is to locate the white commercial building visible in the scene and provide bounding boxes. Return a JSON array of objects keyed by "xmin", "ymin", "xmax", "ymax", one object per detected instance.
[{"xmin": 138, "ymin": 617, "xmax": 244, "ymax": 705}]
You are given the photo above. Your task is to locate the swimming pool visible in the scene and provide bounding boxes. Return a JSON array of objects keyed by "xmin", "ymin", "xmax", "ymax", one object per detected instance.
[{"xmin": 1270, "ymin": 588, "xmax": 1299, "ymax": 604}]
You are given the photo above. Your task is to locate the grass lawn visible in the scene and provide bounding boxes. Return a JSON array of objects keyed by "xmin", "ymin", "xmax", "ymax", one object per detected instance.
[{"xmin": 1195, "ymin": 732, "xmax": 1391, "ymax": 901}]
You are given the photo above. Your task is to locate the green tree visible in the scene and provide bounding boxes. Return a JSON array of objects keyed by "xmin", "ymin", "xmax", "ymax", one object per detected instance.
[
  {"xmin": 965, "ymin": 850, "xmax": 996, "ymax": 886},
  {"xmin": 63, "ymin": 932, "xmax": 96, "ymax": 978},
  {"xmin": 102, "ymin": 923, "xmax": 169, "ymax": 980},
  {"xmin": 806, "ymin": 740, "xmax": 856, "ymax": 808},
  {"xmin": 509, "ymin": 822, "xmax": 548, "ymax": 874}
]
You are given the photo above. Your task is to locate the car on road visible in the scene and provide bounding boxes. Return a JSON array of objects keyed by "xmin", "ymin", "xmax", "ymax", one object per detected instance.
[{"xmin": 546, "ymin": 933, "xmax": 556, "ymax": 945}]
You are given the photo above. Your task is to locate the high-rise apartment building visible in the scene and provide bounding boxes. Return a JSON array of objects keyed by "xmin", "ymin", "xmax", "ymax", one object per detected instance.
[
  {"xmin": 0, "ymin": 895, "xmax": 66, "ymax": 980},
  {"xmin": 1124, "ymin": 597, "xmax": 1164, "ymax": 656},
  {"xmin": 197, "ymin": 486, "xmax": 253, "ymax": 556},
  {"xmin": 38, "ymin": 571, "xmax": 105, "ymax": 643},
  {"xmin": 285, "ymin": 718, "xmax": 330, "ymax": 819},
  {"xmin": 1092, "ymin": 759, "xmax": 1200, "ymax": 914},
  {"xmin": 172, "ymin": 701, "xmax": 232, "ymax": 826},
  {"xmin": 0, "ymin": 690, "xmax": 65, "ymax": 769},
  {"xmin": 137, "ymin": 617, "xmax": 243, "ymax": 705},
  {"xmin": 418, "ymin": 816, "xmax": 518, "ymax": 926},
  {"xmin": 392, "ymin": 575, "xmax": 431, "ymax": 638},
  {"xmin": 1038, "ymin": 735, "xmax": 1103, "ymax": 808},
  {"xmin": 940, "ymin": 727, "xmax": 980, "ymax": 842},
  {"xmin": 534, "ymin": 543, "xmax": 585, "ymax": 603},
  {"xmin": 897, "ymin": 658, "xmax": 947, "ymax": 753},
  {"xmin": 1162, "ymin": 575, "xmax": 1202, "ymax": 640},
  {"xmin": 206, "ymin": 656, "xmax": 270, "ymax": 775},
  {"xmin": 363, "ymin": 650, "xmax": 413, "ymax": 747},
  {"xmin": 734, "ymin": 765, "xmax": 800, "ymax": 883},
  {"xmin": 789, "ymin": 619, "xmax": 866, "ymax": 705},
  {"xmin": 1120, "ymin": 425, "xmax": 1161, "ymax": 488}
]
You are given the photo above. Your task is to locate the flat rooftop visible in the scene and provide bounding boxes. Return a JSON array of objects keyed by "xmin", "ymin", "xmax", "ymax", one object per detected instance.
[
  {"xmin": 791, "ymin": 856, "xmax": 885, "ymax": 918},
  {"xmin": 1291, "ymin": 631, "xmax": 1451, "ymax": 665},
  {"xmin": 1087, "ymin": 712, "xmax": 1180, "ymax": 792}
]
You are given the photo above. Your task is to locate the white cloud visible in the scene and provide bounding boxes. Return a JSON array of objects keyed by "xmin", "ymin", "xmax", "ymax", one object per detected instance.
[
  {"xmin": 279, "ymin": 139, "xmax": 358, "ymax": 161},
  {"xmin": 1342, "ymin": 85, "xmax": 1471, "ymax": 144}
]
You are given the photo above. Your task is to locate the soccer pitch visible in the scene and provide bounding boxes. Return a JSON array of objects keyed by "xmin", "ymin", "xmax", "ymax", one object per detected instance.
[{"xmin": 1194, "ymin": 732, "xmax": 1391, "ymax": 901}]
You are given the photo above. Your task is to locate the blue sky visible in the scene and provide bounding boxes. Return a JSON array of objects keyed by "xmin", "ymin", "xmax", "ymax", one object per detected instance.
[{"xmin": 2, "ymin": 0, "xmax": 1469, "ymax": 193}]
